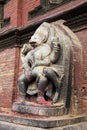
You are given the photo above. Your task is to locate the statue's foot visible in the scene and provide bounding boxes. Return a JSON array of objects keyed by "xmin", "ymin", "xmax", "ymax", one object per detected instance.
[
  {"xmin": 53, "ymin": 92, "xmax": 59, "ymax": 103},
  {"xmin": 37, "ymin": 96, "xmax": 52, "ymax": 106}
]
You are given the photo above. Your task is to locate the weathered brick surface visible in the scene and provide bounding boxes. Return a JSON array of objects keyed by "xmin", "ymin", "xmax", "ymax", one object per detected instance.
[
  {"xmin": 0, "ymin": 48, "xmax": 15, "ymax": 108},
  {"xmin": 12, "ymin": 47, "xmax": 21, "ymax": 101},
  {"xmin": 0, "ymin": 48, "xmax": 20, "ymax": 108},
  {"xmin": 76, "ymin": 30, "xmax": 87, "ymax": 88},
  {"xmin": 1, "ymin": 0, "xmax": 86, "ymax": 32},
  {"xmin": 76, "ymin": 30, "xmax": 87, "ymax": 111},
  {"xmin": 0, "ymin": 0, "xmax": 40, "ymax": 32},
  {"xmin": 22, "ymin": 0, "xmax": 40, "ymax": 26},
  {"xmin": 2, "ymin": 0, "xmax": 18, "ymax": 32}
]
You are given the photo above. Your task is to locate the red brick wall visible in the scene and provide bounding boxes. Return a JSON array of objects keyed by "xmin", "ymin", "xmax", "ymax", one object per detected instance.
[
  {"xmin": 1, "ymin": 0, "xmax": 40, "ymax": 32},
  {"xmin": 76, "ymin": 29, "xmax": 87, "ymax": 110},
  {"xmin": 27, "ymin": 0, "xmax": 86, "ymax": 25},
  {"xmin": 3, "ymin": 0, "xmax": 18, "ymax": 30},
  {"xmin": 22, "ymin": 0, "xmax": 40, "ymax": 26},
  {"xmin": 1, "ymin": 0, "xmax": 86, "ymax": 32},
  {"xmin": 4, "ymin": 0, "xmax": 17, "ymax": 25},
  {"xmin": 0, "ymin": 47, "xmax": 20, "ymax": 109}
]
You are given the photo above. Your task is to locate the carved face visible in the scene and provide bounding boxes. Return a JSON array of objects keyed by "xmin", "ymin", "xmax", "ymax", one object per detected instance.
[{"xmin": 29, "ymin": 25, "xmax": 49, "ymax": 47}]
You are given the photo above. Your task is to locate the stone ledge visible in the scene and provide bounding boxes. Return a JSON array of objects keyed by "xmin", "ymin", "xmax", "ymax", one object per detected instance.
[
  {"xmin": 0, "ymin": 121, "xmax": 87, "ymax": 130},
  {"xmin": 0, "ymin": 113, "xmax": 87, "ymax": 128}
]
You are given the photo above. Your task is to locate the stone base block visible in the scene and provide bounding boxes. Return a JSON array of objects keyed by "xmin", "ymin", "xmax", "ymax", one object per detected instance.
[
  {"xmin": 0, "ymin": 120, "xmax": 87, "ymax": 130},
  {"xmin": 12, "ymin": 101, "xmax": 65, "ymax": 116},
  {"xmin": 0, "ymin": 113, "xmax": 87, "ymax": 129}
]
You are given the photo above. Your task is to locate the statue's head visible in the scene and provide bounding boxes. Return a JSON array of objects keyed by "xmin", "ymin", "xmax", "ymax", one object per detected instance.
[{"xmin": 29, "ymin": 22, "xmax": 50, "ymax": 47}]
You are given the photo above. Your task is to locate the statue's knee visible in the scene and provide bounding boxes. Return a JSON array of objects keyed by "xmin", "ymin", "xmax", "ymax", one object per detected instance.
[{"xmin": 43, "ymin": 68, "xmax": 54, "ymax": 76}]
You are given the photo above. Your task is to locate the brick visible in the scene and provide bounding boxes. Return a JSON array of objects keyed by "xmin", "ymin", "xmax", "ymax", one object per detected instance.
[
  {"xmin": 0, "ymin": 48, "xmax": 20, "ymax": 108},
  {"xmin": 76, "ymin": 30, "xmax": 87, "ymax": 108}
]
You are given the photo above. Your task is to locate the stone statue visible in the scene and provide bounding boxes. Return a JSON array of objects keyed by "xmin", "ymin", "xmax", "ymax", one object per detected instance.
[
  {"xmin": 13, "ymin": 21, "xmax": 83, "ymax": 116},
  {"xmin": 18, "ymin": 22, "xmax": 64, "ymax": 105}
]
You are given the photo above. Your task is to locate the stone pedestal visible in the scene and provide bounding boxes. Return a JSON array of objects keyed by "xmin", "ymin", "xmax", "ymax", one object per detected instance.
[
  {"xmin": 10, "ymin": 101, "xmax": 87, "ymax": 129},
  {"xmin": 0, "ymin": 113, "xmax": 87, "ymax": 130},
  {"xmin": 12, "ymin": 101, "xmax": 65, "ymax": 116},
  {"xmin": 0, "ymin": 121, "xmax": 87, "ymax": 130}
]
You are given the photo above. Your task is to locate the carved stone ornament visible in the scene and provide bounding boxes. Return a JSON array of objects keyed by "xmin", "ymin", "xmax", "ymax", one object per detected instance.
[{"xmin": 13, "ymin": 20, "xmax": 83, "ymax": 116}]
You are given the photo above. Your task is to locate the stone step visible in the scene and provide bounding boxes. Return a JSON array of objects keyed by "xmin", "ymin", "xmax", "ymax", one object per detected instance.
[
  {"xmin": 0, "ymin": 113, "xmax": 87, "ymax": 128},
  {"xmin": 0, "ymin": 120, "xmax": 87, "ymax": 130}
]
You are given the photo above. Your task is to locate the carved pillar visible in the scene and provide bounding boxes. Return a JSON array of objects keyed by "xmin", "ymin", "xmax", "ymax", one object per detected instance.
[{"xmin": 0, "ymin": 0, "xmax": 4, "ymax": 28}]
